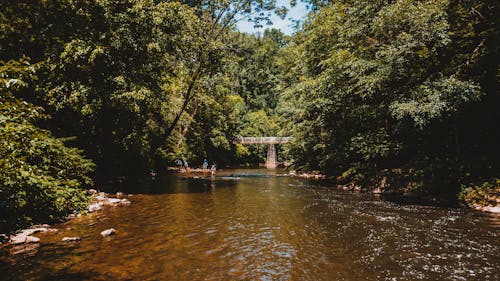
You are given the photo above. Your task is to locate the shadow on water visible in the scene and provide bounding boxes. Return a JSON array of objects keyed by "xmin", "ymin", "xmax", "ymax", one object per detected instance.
[
  {"xmin": 98, "ymin": 168, "xmax": 285, "ymax": 195},
  {"xmin": 99, "ymin": 176, "xmax": 240, "ymax": 195},
  {"xmin": 2, "ymin": 168, "xmax": 498, "ymax": 281}
]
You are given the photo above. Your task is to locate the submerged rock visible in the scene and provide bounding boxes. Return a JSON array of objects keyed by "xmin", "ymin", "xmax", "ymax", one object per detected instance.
[
  {"xmin": 62, "ymin": 237, "xmax": 81, "ymax": 242},
  {"xmin": 9, "ymin": 242, "xmax": 40, "ymax": 256},
  {"xmin": 100, "ymin": 228, "xmax": 115, "ymax": 237}
]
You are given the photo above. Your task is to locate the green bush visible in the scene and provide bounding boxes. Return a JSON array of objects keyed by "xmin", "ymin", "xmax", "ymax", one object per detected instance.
[
  {"xmin": 0, "ymin": 94, "xmax": 95, "ymax": 232},
  {"xmin": 459, "ymin": 179, "xmax": 500, "ymax": 207}
]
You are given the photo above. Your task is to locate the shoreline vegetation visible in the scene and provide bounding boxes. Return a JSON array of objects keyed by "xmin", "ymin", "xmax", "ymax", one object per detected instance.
[
  {"xmin": 1, "ymin": 166, "xmax": 498, "ymax": 250},
  {"xmin": 0, "ymin": 189, "xmax": 131, "ymax": 250},
  {"xmin": 1, "ymin": 0, "xmax": 499, "ymax": 237}
]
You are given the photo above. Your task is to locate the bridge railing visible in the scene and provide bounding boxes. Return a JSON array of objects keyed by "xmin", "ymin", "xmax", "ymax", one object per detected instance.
[{"xmin": 234, "ymin": 136, "xmax": 293, "ymax": 144}]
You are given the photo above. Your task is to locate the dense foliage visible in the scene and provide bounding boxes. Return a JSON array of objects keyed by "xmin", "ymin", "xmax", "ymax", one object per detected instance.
[
  {"xmin": 0, "ymin": 60, "xmax": 94, "ymax": 232},
  {"xmin": 279, "ymin": 0, "xmax": 499, "ymax": 196},
  {"xmin": 0, "ymin": 0, "xmax": 285, "ymax": 229},
  {"xmin": 1, "ymin": 0, "xmax": 498, "ymax": 230}
]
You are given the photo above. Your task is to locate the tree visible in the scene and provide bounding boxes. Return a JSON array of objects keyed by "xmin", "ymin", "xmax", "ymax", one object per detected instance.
[
  {"xmin": 278, "ymin": 0, "xmax": 499, "ymax": 195},
  {"xmin": 0, "ymin": 59, "xmax": 94, "ymax": 232}
]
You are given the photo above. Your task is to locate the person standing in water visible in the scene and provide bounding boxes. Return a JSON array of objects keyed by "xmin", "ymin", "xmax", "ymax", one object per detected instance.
[
  {"xmin": 210, "ymin": 163, "xmax": 217, "ymax": 176},
  {"xmin": 202, "ymin": 159, "xmax": 208, "ymax": 170}
]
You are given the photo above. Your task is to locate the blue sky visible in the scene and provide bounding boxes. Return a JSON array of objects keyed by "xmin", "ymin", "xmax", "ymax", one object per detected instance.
[{"xmin": 236, "ymin": 0, "xmax": 310, "ymax": 35}]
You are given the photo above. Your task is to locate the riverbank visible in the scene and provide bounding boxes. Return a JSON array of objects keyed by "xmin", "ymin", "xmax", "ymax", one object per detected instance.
[
  {"xmin": 459, "ymin": 180, "xmax": 500, "ymax": 214},
  {"xmin": 286, "ymin": 170, "xmax": 500, "ymax": 214},
  {"xmin": 1, "ymin": 168, "xmax": 498, "ymax": 280},
  {"xmin": 0, "ymin": 190, "xmax": 132, "ymax": 251}
]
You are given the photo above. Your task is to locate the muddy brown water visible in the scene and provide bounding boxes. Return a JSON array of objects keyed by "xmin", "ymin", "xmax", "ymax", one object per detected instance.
[{"xmin": 1, "ymin": 168, "xmax": 499, "ymax": 280}]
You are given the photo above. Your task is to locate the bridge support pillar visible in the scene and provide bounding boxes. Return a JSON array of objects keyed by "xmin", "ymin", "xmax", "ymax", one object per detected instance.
[{"xmin": 266, "ymin": 143, "xmax": 277, "ymax": 169}]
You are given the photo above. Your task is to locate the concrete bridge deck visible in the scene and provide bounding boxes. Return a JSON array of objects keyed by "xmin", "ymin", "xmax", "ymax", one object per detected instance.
[
  {"xmin": 234, "ymin": 137, "xmax": 293, "ymax": 145},
  {"xmin": 234, "ymin": 136, "xmax": 293, "ymax": 169}
]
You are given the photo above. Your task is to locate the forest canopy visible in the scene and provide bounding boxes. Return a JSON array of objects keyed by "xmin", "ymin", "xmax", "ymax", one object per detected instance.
[{"xmin": 1, "ymin": 0, "xmax": 498, "ymax": 230}]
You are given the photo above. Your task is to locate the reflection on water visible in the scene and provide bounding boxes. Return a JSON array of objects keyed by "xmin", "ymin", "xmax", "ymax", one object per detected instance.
[{"xmin": 0, "ymin": 169, "xmax": 498, "ymax": 280}]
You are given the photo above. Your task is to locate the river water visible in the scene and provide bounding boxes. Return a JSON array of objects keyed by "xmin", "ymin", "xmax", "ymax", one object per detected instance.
[{"xmin": 1, "ymin": 168, "xmax": 499, "ymax": 280}]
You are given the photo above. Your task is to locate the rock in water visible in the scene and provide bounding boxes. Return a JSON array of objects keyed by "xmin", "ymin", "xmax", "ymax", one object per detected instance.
[
  {"xmin": 88, "ymin": 202, "xmax": 103, "ymax": 212},
  {"xmin": 106, "ymin": 198, "xmax": 122, "ymax": 204},
  {"xmin": 10, "ymin": 235, "xmax": 40, "ymax": 245},
  {"xmin": 100, "ymin": 228, "xmax": 115, "ymax": 237},
  {"xmin": 23, "ymin": 228, "xmax": 47, "ymax": 236},
  {"xmin": 62, "ymin": 237, "xmax": 81, "ymax": 242},
  {"xmin": 0, "ymin": 234, "xmax": 9, "ymax": 244}
]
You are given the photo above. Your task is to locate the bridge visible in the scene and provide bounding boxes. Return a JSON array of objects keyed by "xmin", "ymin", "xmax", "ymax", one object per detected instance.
[{"xmin": 234, "ymin": 136, "xmax": 293, "ymax": 169}]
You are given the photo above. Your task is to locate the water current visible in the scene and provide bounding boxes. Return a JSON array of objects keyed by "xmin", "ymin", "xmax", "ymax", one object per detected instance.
[{"xmin": 1, "ymin": 168, "xmax": 498, "ymax": 280}]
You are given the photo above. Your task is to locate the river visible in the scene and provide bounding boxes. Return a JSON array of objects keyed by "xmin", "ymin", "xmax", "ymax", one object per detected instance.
[{"xmin": 1, "ymin": 168, "xmax": 499, "ymax": 280}]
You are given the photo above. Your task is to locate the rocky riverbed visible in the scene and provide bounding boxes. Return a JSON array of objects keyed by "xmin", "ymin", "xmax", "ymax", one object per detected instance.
[{"xmin": 0, "ymin": 190, "xmax": 131, "ymax": 253}]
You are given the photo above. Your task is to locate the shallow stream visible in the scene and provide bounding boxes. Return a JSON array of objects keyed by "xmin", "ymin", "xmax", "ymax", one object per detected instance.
[{"xmin": 1, "ymin": 168, "xmax": 498, "ymax": 280}]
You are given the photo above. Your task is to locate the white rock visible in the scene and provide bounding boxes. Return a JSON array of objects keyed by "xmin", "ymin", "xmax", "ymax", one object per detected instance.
[
  {"xmin": 119, "ymin": 198, "xmax": 131, "ymax": 205},
  {"xmin": 10, "ymin": 235, "xmax": 40, "ymax": 245},
  {"xmin": 474, "ymin": 205, "xmax": 500, "ymax": 213},
  {"xmin": 88, "ymin": 189, "xmax": 98, "ymax": 194},
  {"xmin": 25, "ymin": 227, "xmax": 47, "ymax": 236},
  {"xmin": 106, "ymin": 198, "xmax": 122, "ymax": 204},
  {"xmin": 62, "ymin": 237, "xmax": 81, "ymax": 242},
  {"xmin": 106, "ymin": 198, "xmax": 131, "ymax": 205},
  {"xmin": 95, "ymin": 195, "xmax": 107, "ymax": 201},
  {"xmin": 100, "ymin": 228, "xmax": 115, "ymax": 237},
  {"xmin": 89, "ymin": 202, "xmax": 103, "ymax": 212}
]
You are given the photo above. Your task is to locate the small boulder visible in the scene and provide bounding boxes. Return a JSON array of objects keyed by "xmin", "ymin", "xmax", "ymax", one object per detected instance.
[
  {"xmin": 474, "ymin": 205, "xmax": 500, "ymax": 213},
  {"xmin": 24, "ymin": 227, "xmax": 47, "ymax": 236},
  {"xmin": 106, "ymin": 198, "xmax": 122, "ymax": 204},
  {"xmin": 10, "ymin": 235, "xmax": 40, "ymax": 245},
  {"xmin": 89, "ymin": 202, "xmax": 103, "ymax": 212},
  {"xmin": 105, "ymin": 198, "xmax": 131, "ymax": 205},
  {"xmin": 95, "ymin": 195, "xmax": 107, "ymax": 201},
  {"xmin": 62, "ymin": 237, "xmax": 81, "ymax": 242},
  {"xmin": 0, "ymin": 234, "xmax": 8, "ymax": 244},
  {"xmin": 100, "ymin": 228, "xmax": 115, "ymax": 237},
  {"xmin": 88, "ymin": 189, "xmax": 98, "ymax": 195}
]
